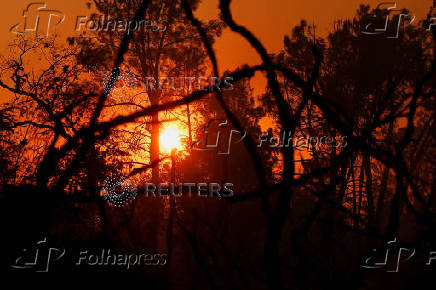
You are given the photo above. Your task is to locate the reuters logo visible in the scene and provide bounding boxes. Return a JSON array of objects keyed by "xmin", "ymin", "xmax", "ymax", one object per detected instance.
[{"xmin": 101, "ymin": 173, "xmax": 138, "ymax": 207}]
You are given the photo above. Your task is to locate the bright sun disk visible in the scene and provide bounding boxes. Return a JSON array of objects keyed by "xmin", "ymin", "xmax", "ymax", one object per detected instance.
[{"xmin": 160, "ymin": 127, "xmax": 182, "ymax": 152}]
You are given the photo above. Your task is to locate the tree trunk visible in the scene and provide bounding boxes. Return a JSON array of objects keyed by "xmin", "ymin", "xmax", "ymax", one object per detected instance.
[
  {"xmin": 166, "ymin": 149, "xmax": 176, "ymax": 284},
  {"xmin": 363, "ymin": 153, "xmax": 375, "ymax": 228},
  {"xmin": 87, "ymin": 142, "xmax": 98, "ymax": 196},
  {"xmin": 151, "ymin": 111, "xmax": 160, "ymax": 184},
  {"xmin": 186, "ymin": 103, "xmax": 193, "ymax": 147},
  {"xmin": 376, "ymin": 122, "xmax": 393, "ymax": 231}
]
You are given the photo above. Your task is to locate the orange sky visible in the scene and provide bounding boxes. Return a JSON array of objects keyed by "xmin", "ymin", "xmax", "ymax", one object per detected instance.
[
  {"xmin": 198, "ymin": 0, "xmax": 429, "ymax": 68},
  {"xmin": 0, "ymin": 0, "xmax": 431, "ymax": 73},
  {"xmin": 1, "ymin": 0, "xmax": 430, "ymax": 130},
  {"xmin": 0, "ymin": 0, "xmax": 430, "ymax": 170}
]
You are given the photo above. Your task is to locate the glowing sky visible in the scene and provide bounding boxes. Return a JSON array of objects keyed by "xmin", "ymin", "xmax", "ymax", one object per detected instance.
[{"xmin": 0, "ymin": 0, "xmax": 430, "ymax": 74}]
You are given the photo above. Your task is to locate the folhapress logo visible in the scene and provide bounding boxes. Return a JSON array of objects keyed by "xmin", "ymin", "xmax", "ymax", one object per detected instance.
[
  {"xmin": 10, "ymin": 2, "xmax": 65, "ymax": 38},
  {"xmin": 192, "ymin": 119, "xmax": 246, "ymax": 155},
  {"xmin": 11, "ymin": 237, "xmax": 65, "ymax": 272}
]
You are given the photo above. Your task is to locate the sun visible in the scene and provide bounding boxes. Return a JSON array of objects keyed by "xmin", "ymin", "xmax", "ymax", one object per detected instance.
[{"xmin": 160, "ymin": 126, "xmax": 182, "ymax": 152}]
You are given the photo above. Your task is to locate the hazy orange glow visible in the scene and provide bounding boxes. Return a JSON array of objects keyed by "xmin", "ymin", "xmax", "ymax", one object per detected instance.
[{"xmin": 160, "ymin": 125, "xmax": 182, "ymax": 152}]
